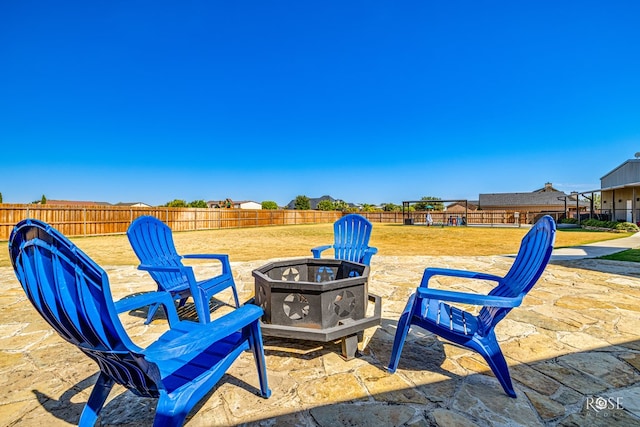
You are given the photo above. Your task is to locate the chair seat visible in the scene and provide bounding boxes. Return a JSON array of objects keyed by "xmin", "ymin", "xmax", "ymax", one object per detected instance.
[
  {"xmin": 155, "ymin": 332, "xmax": 248, "ymax": 394},
  {"xmin": 416, "ymin": 298, "xmax": 479, "ymax": 337}
]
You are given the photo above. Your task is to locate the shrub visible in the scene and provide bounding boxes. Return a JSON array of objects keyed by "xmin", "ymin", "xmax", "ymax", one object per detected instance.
[
  {"xmin": 615, "ymin": 222, "xmax": 640, "ymax": 232},
  {"xmin": 261, "ymin": 201, "xmax": 278, "ymax": 210},
  {"xmin": 582, "ymin": 218, "xmax": 639, "ymax": 232}
]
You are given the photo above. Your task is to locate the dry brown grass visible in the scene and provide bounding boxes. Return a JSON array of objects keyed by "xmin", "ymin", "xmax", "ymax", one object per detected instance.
[{"xmin": 0, "ymin": 223, "xmax": 631, "ymax": 268}]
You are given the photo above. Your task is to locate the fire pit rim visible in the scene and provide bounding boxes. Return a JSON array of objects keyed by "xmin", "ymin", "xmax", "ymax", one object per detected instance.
[{"xmin": 251, "ymin": 257, "xmax": 370, "ymax": 291}]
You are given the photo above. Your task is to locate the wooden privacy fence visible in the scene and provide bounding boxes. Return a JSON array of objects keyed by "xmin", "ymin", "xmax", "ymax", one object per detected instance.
[
  {"xmin": 0, "ymin": 205, "xmax": 557, "ymax": 241},
  {"xmin": 0, "ymin": 205, "xmax": 343, "ymax": 241},
  {"xmin": 363, "ymin": 210, "xmax": 555, "ymax": 227}
]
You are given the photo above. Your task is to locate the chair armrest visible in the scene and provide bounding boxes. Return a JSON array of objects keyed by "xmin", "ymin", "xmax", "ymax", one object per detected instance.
[
  {"xmin": 182, "ymin": 254, "xmax": 232, "ymax": 275},
  {"xmin": 420, "ymin": 267, "xmax": 503, "ymax": 287},
  {"xmin": 114, "ymin": 291, "xmax": 181, "ymax": 326},
  {"xmin": 416, "ymin": 287, "xmax": 523, "ymax": 308},
  {"xmin": 138, "ymin": 264, "xmax": 183, "ymax": 273},
  {"xmin": 361, "ymin": 247, "xmax": 378, "ymax": 265},
  {"xmin": 144, "ymin": 304, "xmax": 265, "ymax": 360},
  {"xmin": 311, "ymin": 245, "xmax": 332, "ymax": 258}
]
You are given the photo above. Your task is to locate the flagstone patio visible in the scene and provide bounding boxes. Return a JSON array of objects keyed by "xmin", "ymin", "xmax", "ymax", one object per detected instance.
[{"xmin": 1, "ymin": 251, "xmax": 639, "ymax": 426}]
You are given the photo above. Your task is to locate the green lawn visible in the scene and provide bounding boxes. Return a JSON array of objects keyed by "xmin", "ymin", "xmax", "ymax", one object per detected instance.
[{"xmin": 600, "ymin": 249, "xmax": 640, "ymax": 263}]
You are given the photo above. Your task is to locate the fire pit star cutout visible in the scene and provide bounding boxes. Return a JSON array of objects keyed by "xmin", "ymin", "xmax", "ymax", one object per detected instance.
[
  {"xmin": 316, "ymin": 266, "xmax": 335, "ymax": 282},
  {"xmin": 333, "ymin": 290, "xmax": 356, "ymax": 317},
  {"xmin": 256, "ymin": 284, "xmax": 268, "ymax": 309},
  {"xmin": 281, "ymin": 267, "xmax": 300, "ymax": 281},
  {"xmin": 283, "ymin": 293, "xmax": 310, "ymax": 320}
]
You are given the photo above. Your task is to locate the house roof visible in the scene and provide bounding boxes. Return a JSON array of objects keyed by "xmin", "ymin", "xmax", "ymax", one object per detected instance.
[
  {"xmin": 114, "ymin": 202, "xmax": 151, "ymax": 207},
  {"xmin": 479, "ymin": 191, "xmax": 590, "ymax": 208},
  {"xmin": 532, "ymin": 182, "xmax": 560, "ymax": 193},
  {"xmin": 286, "ymin": 195, "xmax": 336, "ymax": 210},
  {"xmin": 44, "ymin": 200, "xmax": 113, "ymax": 206},
  {"xmin": 446, "ymin": 201, "xmax": 479, "ymax": 209},
  {"xmin": 600, "ymin": 158, "xmax": 640, "ymax": 190}
]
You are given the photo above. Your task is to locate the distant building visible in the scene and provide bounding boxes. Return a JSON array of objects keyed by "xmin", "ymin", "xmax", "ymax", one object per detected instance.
[
  {"xmin": 114, "ymin": 202, "xmax": 153, "ymax": 208},
  {"xmin": 234, "ymin": 200, "xmax": 262, "ymax": 209},
  {"xmin": 207, "ymin": 199, "xmax": 262, "ymax": 209},
  {"xmin": 478, "ymin": 183, "xmax": 589, "ymax": 217},
  {"xmin": 43, "ymin": 200, "xmax": 113, "ymax": 206},
  {"xmin": 445, "ymin": 201, "xmax": 478, "ymax": 213},
  {"xmin": 600, "ymin": 156, "xmax": 640, "ymax": 223},
  {"xmin": 208, "ymin": 199, "xmax": 233, "ymax": 209}
]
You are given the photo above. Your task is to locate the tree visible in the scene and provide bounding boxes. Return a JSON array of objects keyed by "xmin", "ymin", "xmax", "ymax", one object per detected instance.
[
  {"xmin": 41, "ymin": 195, "xmax": 47, "ymax": 205},
  {"xmin": 316, "ymin": 199, "xmax": 335, "ymax": 211},
  {"xmin": 165, "ymin": 199, "xmax": 188, "ymax": 207},
  {"xmin": 0, "ymin": 192, "xmax": 3, "ymax": 203},
  {"xmin": 262, "ymin": 201, "xmax": 278, "ymax": 209},
  {"xmin": 382, "ymin": 202, "xmax": 401, "ymax": 212},
  {"xmin": 334, "ymin": 200, "xmax": 349, "ymax": 211},
  {"xmin": 414, "ymin": 196, "xmax": 444, "ymax": 211},
  {"xmin": 360, "ymin": 203, "xmax": 379, "ymax": 212},
  {"xmin": 189, "ymin": 200, "xmax": 208, "ymax": 208},
  {"xmin": 294, "ymin": 195, "xmax": 310, "ymax": 210}
]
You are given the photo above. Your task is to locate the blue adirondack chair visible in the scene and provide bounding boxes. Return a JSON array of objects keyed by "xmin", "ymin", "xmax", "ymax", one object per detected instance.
[
  {"xmin": 388, "ymin": 215, "xmax": 556, "ymax": 397},
  {"xmin": 127, "ymin": 216, "xmax": 240, "ymax": 324},
  {"xmin": 9, "ymin": 219, "xmax": 271, "ymax": 427},
  {"xmin": 311, "ymin": 214, "xmax": 378, "ymax": 265}
]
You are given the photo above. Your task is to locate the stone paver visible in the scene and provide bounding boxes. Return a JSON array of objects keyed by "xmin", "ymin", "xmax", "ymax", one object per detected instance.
[{"xmin": 1, "ymin": 248, "xmax": 640, "ymax": 426}]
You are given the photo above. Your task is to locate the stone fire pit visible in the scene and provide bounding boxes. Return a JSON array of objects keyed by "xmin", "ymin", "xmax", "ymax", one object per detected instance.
[{"xmin": 252, "ymin": 258, "xmax": 381, "ymax": 359}]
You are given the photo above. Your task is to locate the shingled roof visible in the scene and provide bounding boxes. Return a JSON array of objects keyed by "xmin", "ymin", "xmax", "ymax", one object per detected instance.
[
  {"xmin": 479, "ymin": 182, "xmax": 590, "ymax": 209},
  {"xmin": 479, "ymin": 191, "xmax": 572, "ymax": 208}
]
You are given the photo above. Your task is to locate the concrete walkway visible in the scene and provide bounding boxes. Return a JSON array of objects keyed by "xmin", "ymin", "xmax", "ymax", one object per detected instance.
[
  {"xmin": 550, "ymin": 232, "xmax": 640, "ymax": 261},
  {"xmin": 1, "ymin": 235, "xmax": 640, "ymax": 426}
]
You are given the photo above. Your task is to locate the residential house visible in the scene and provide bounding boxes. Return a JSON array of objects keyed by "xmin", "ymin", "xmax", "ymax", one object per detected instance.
[
  {"xmin": 114, "ymin": 202, "xmax": 153, "ymax": 208},
  {"xmin": 208, "ymin": 199, "xmax": 232, "ymax": 209},
  {"xmin": 234, "ymin": 200, "xmax": 262, "ymax": 209},
  {"xmin": 445, "ymin": 201, "xmax": 479, "ymax": 214},
  {"xmin": 43, "ymin": 200, "xmax": 113, "ymax": 206},
  {"xmin": 600, "ymin": 156, "xmax": 640, "ymax": 223},
  {"xmin": 207, "ymin": 199, "xmax": 262, "ymax": 209},
  {"xmin": 478, "ymin": 183, "xmax": 589, "ymax": 218}
]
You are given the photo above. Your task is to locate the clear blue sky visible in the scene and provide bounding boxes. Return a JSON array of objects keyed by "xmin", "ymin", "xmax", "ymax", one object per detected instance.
[{"xmin": 1, "ymin": 1, "xmax": 638, "ymax": 207}]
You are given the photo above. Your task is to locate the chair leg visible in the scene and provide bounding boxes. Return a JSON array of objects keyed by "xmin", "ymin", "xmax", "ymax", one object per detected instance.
[
  {"xmin": 153, "ymin": 395, "xmax": 188, "ymax": 427},
  {"xmin": 230, "ymin": 283, "xmax": 240, "ymax": 308},
  {"xmin": 248, "ymin": 320, "xmax": 272, "ymax": 398},
  {"xmin": 78, "ymin": 372, "xmax": 115, "ymax": 427},
  {"xmin": 193, "ymin": 292, "xmax": 211, "ymax": 324},
  {"xmin": 470, "ymin": 332, "xmax": 516, "ymax": 398},
  {"xmin": 387, "ymin": 295, "xmax": 417, "ymax": 373},
  {"xmin": 145, "ymin": 303, "xmax": 160, "ymax": 324}
]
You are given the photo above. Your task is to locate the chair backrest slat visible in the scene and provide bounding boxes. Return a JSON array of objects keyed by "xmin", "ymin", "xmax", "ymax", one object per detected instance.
[
  {"xmin": 333, "ymin": 214, "xmax": 373, "ymax": 263},
  {"xmin": 127, "ymin": 216, "xmax": 187, "ymax": 291}
]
